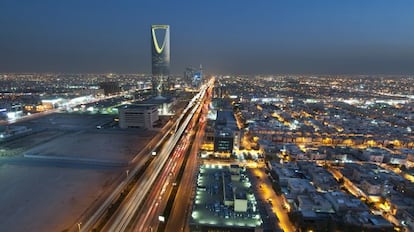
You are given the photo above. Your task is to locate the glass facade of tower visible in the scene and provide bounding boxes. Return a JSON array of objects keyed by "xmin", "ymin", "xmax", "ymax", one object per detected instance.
[
  {"xmin": 151, "ymin": 25, "xmax": 170, "ymax": 95},
  {"xmin": 151, "ymin": 25, "xmax": 170, "ymax": 76}
]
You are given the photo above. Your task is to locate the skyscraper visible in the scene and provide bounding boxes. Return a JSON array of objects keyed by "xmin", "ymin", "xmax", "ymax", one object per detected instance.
[
  {"xmin": 184, "ymin": 64, "xmax": 203, "ymax": 88},
  {"xmin": 151, "ymin": 25, "xmax": 170, "ymax": 96}
]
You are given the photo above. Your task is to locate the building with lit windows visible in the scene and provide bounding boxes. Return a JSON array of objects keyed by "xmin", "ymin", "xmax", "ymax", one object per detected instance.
[
  {"xmin": 212, "ymin": 110, "xmax": 241, "ymax": 154},
  {"xmin": 151, "ymin": 24, "xmax": 170, "ymax": 96},
  {"xmin": 214, "ymin": 128, "xmax": 234, "ymax": 153}
]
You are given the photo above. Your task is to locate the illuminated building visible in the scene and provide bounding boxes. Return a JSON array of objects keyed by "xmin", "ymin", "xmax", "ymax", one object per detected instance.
[
  {"xmin": 151, "ymin": 25, "xmax": 170, "ymax": 96},
  {"xmin": 214, "ymin": 128, "xmax": 234, "ymax": 153},
  {"xmin": 184, "ymin": 65, "xmax": 203, "ymax": 88},
  {"xmin": 190, "ymin": 165, "xmax": 263, "ymax": 232}
]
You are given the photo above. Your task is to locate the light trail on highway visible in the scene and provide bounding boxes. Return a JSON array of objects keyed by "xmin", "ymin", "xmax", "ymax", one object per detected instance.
[
  {"xmin": 78, "ymin": 121, "xmax": 174, "ymax": 232},
  {"xmin": 133, "ymin": 82, "xmax": 211, "ymax": 232},
  {"xmin": 130, "ymin": 81, "xmax": 212, "ymax": 232},
  {"xmin": 133, "ymin": 136, "xmax": 191, "ymax": 232},
  {"xmin": 96, "ymin": 81, "xmax": 211, "ymax": 232}
]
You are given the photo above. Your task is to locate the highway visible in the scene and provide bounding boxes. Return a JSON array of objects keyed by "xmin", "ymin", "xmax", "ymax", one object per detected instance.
[
  {"xmin": 164, "ymin": 86, "xmax": 211, "ymax": 232},
  {"xmin": 140, "ymin": 82, "xmax": 212, "ymax": 232},
  {"xmin": 93, "ymin": 80, "xmax": 212, "ymax": 232},
  {"xmin": 105, "ymin": 106, "xmax": 197, "ymax": 231},
  {"xmin": 76, "ymin": 117, "xmax": 174, "ymax": 232},
  {"xmin": 129, "ymin": 80, "xmax": 213, "ymax": 232},
  {"xmin": 0, "ymin": 91, "xmax": 202, "ymax": 232},
  {"xmin": 131, "ymin": 130, "xmax": 192, "ymax": 232}
]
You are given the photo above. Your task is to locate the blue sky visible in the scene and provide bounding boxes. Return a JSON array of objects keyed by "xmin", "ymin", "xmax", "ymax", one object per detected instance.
[{"xmin": 1, "ymin": 0, "xmax": 413, "ymax": 74}]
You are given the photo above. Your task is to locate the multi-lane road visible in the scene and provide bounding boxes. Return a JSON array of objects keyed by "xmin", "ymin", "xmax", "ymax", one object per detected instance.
[
  {"xmin": 76, "ymin": 117, "xmax": 174, "ymax": 232},
  {"xmin": 164, "ymin": 87, "xmax": 211, "ymax": 232},
  {"xmin": 104, "ymin": 96, "xmax": 205, "ymax": 231},
  {"xmin": 131, "ymin": 129, "xmax": 192, "ymax": 232},
  {"xmin": 79, "ymin": 80, "xmax": 213, "ymax": 232},
  {"xmin": 130, "ymin": 80, "xmax": 213, "ymax": 232}
]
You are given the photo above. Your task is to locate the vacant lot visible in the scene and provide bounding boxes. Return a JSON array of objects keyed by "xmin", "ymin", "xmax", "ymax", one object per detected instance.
[{"xmin": 0, "ymin": 113, "xmax": 156, "ymax": 231}]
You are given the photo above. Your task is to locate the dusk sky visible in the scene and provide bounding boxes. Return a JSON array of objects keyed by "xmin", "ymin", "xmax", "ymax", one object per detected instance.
[{"xmin": 1, "ymin": 0, "xmax": 414, "ymax": 75}]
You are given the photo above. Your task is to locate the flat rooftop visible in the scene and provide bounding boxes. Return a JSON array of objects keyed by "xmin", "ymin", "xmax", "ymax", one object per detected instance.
[
  {"xmin": 0, "ymin": 113, "xmax": 156, "ymax": 231},
  {"xmin": 190, "ymin": 164, "xmax": 263, "ymax": 230}
]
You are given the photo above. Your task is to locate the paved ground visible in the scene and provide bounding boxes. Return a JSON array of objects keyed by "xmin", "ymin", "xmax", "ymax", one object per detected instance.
[
  {"xmin": 24, "ymin": 130, "xmax": 152, "ymax": 162},
  {"xmin": 0, "ymin": 113, "xmax": 156, "ymax": 232},
  {"xmin": 0, "ymin": 163, "xmax": 120, "ymax": 232}
]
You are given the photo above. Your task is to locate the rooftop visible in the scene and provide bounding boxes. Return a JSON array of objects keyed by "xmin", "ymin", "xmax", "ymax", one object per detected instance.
[{"xmin": 190, "ymin": 164, "xmax": 263, "ymax": 230}]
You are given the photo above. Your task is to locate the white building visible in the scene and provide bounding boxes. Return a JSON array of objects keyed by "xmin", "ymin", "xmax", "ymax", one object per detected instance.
[{"xmin": 118, "ymin": 104, "xmax": 159, "ymax": 129}]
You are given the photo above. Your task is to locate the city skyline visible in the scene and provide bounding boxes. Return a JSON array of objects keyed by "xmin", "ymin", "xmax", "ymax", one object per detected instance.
[
  {"xmin": 1, "ymin": 1, "xmax": 414, "ymax": 75},
  {"xmin": 0, "ymin": 2, "xmax": 413, "ymax": 231},
  {"xmin": 1, "ymin": 73, "xmax": 412, "ymax": 231}
]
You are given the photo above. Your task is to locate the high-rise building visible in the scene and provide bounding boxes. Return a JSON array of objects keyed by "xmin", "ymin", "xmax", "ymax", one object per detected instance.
[
  {"xmin": 184, "ymin": 67, "xmax": 196, "ymax": 85},
  {"xmin": 151, "ymin": 25, "xmax": 170, "ymax": 96},
  {"xmin": 184, "ymin": 65, "xmax": 203, "ymax": 88},
  {"xmin": 192, "ymin": 66, "xmax": 203, "ymax": 88}
]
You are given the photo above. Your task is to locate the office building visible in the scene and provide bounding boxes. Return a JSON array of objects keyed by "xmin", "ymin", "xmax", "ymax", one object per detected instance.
[
  {"xmin": 190, "ymin": 165, "xmax": 263, "ymax": 232},
  {"xmin": 118, "ymin": 104, "xmax": 159, "ymax": 129},
  {"xmin": 184, "ymin": 65, "xmax": 203, "ymax": 88},
  {"xmin": 214, "ymin": 128, "xmax": 234, "ymax": 153},
  {"xmin": 212, "ymin": 110, "xmax": 241, "ymax": 153},
  {"xmin": 151, "ymin": 24, "xmax": 170, "ymax": 96}
]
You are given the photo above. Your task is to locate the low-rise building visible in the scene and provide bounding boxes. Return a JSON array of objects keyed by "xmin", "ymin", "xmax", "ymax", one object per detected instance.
[
  {"xmin": 287, "ymin": 178, "xmax": 316, "ymax": 196},
  {"xmin": 360, "ymin": 176, "xmax": 383, "ymax": 196},
  {"xmin": 298, "ymin": 162, "xmax": 338, "ymax": 192},
  {"xmin": 269, "ymin": 162, "xmax": 299, "ymax": 187},
  {"xmin": 325, "ymin": 191, "xmax": 369, "ymax": 213},
  {"xmin": 190, "ymin": 165, "xmax": 263, "ymax": 232},
  {"xmin": 343, "ymin": 211, "xmax": 393, "ymax": 230},
  {"xmin": 362, "ymin": 147, "xmax": 389, "ymax": 163},
  {"xmin": 387, "ymin": 154, "xmax": 407, "ymax": 166},
  {"xmin": 296, "ymin": 193, "xmax": 335, "ymax": 214},
  {"xmin": 118, "ymin": 104, "xmax": 159, "ymax": 129}
]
